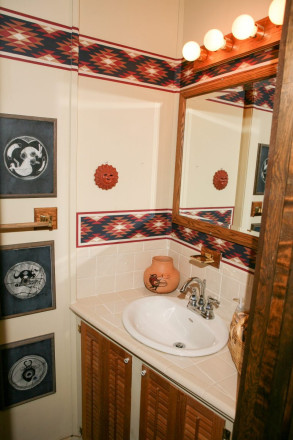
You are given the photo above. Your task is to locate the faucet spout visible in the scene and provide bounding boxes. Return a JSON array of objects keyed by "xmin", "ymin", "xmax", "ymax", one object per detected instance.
[
  {"xmin": 179, "ymin": 277, "xmax": 219, "ymax": 319},
  {"xmin": 179, "ymin": 277, "xmax": 205, "ymax": 294}
]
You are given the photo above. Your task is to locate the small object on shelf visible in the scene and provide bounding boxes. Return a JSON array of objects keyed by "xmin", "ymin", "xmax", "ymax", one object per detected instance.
[
  {"xmin": 34, "ymin": 207, "xmax": 57, "ymax": 229},
  {"xmin": 190, "ymin": 246, "xmax": 221, "ymax": 269},
  {"xmin": 143, "ymin": 256, "xmax": 179, "ymax": 294}
]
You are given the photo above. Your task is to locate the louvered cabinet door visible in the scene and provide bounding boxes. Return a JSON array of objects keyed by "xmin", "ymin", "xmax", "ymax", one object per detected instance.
[
  {"xmin": 103, "ymin": 338, "xmax": 132, "ymax": 440},
  {"xmin": 81, "ymin": 322, "xmax": 132, "ymax": 440},
  {"xmin": 81, "ymin": 321, "xmax": 104, "ymax": 440},
  {"xmin": 177, "ymin": 391, "xmax": 225, "ymax": 440},
  {"xmin": 139, "ymin": 365, "xmax": 226, "ymax": 440},
  {"xmin": 139, "ymin": 365, "xmax": 178, "ymax": 440}
]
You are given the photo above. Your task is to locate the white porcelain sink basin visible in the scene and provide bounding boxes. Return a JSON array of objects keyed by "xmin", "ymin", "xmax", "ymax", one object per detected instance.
[{"xmin": 122, "ymin": 296, "xmax": 228, "ymax": 357}]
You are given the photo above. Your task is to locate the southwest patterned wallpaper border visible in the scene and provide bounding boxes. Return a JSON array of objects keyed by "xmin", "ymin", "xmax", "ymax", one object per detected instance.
[
  {"xmin": 77, "ymin": 210, "xmax": 256, "ymax": 271},
  {"xmin": 179, "ymin": 208, "xmax": 234, "ymax": 228},
  {"xmin": 0, "ymin": 7, "xmax": 79, "ymax": 71},
  {"xmin": 79, "ymin": 35, "xmax": 181, "ymax": 92},
  {"xmin": 0, "ymin": 7, "xmax": 279, "ymax": 92},
  {"xmin": 77, "ymin": 210, "xmax": 172, "ymax": 247}
]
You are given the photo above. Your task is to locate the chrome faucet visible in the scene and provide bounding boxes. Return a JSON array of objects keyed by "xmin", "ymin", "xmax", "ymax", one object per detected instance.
[
  {"xmin": 180, "ymin": 277, "xmax": 206, "ymax": 301},
  {"xmin": 179, "ymin": 277, "xmax": 219, "ymax": 319}
]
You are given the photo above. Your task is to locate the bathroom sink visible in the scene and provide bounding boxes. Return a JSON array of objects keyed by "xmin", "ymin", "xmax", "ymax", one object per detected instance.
[{"xmin": 122, "ymin": 296, "xmax": 228, "ymax": 357}]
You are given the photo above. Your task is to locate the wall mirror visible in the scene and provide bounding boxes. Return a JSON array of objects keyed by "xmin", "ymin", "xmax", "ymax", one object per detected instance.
[{"xmin": 172, "ymin": 62, "xmax": 278, "ymax": 250}]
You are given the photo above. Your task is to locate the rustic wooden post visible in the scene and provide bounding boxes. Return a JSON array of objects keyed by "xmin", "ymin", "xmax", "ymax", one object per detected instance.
[{"xmin": 233, "ymin": 0, "xmax": 293, "ymax": 438}]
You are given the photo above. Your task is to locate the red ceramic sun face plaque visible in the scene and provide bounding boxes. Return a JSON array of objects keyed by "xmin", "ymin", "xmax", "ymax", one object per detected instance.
[
  {"xmin": 213, "ymin": 169, "xmax": 228, "ymax": 190},
  {"xmin": 94, "ymin": 164, "xmax": 118, "ymax": 190}
]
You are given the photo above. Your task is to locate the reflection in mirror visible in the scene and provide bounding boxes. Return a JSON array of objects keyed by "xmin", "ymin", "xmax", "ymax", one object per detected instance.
[{"xmin": 179, "ymin": 77, "xmax": 275, "ymax": 237}]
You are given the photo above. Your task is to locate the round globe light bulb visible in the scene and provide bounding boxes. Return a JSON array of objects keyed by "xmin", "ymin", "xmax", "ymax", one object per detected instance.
[
  {"xmin": 182, "ymin": 41, "xmax": 201, "ymax": 61},
  {"xmin": 232, "ymin": 14, "xmax": 257, "ymax": 40},
  {"xmin": 204, "ymin": 29, "xmax": 225, "ymax": 51},
  {"xmin": 269, "ymin": 0, "xmax": 285, "ymax": 25}
]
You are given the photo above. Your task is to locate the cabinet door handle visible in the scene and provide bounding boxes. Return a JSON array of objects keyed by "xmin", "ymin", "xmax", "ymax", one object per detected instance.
[
  {"xmin": 141, "ymin": 370, "xmax": 147, "ymax": 376},
  {"xmin": 124, "ymin": 357, "xmax": 130, "ymax": 364}
]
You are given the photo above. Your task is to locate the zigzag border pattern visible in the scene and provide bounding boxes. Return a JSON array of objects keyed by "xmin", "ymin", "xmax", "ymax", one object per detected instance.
[
  {"xmin": 208, "ymin": 77, "xmax": 275, "ymax": 112},
  {"xmin": 179, "ymin": 208, "xmax": 233, "ymax": 227},
  {"xmin": 77, "ymin": 210, "xmax": 256, "ymax": 270},
  {"xmin": 180, "ymin": 45, "xmax": 279, "ymax": 90},
  {"xmin": 171, "ymin": 222, "xmax": 256, "ymax": 270},
  {"xmin": 77, "ymin": 210, "xmax": 172, "ymax": 246},
  {"xmin": 0, "ymin": 8, "xmax": 79, "ymax": 70},
  {"xmin": 0, "ymin": 8, "xmax": 279, "ymax": 92},
  {"xmin": 79, "ymin": 36, "xmax": 181, "ymax": 92}
]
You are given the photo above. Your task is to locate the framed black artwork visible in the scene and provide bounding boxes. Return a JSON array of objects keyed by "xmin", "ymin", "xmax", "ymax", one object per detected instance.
[
  {"xmin": 253, "ymin": 143, "xmax": 269, "ymax": 195},
  {"xmin": 0, "ymin": 114, "xmax": 57, "ymax": 198},
  {"xmin": 0, "ymin": 334, "xmax": 55, "ymax": 409},
  {"xmin": 0, "ymin": 241, "xmax": 56, "ymax": 319}
]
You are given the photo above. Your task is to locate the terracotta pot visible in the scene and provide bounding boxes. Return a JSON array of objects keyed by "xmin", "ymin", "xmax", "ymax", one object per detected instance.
[{"xmin": 143, "ymin": 256, "xmax": 180, "ymax": 294}]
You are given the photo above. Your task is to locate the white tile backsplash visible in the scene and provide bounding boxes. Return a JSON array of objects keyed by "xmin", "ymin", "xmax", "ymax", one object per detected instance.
[
  {"xmin": 117, "ymin": 241, "xmax": 144, "ymax": 253},
  {"xmin": 89, "ymin": 244, "xmax": 118, "ymax": 256},
  {"xmin": 178, "ymin": 253, "xmax": 193, "ymax": 276},
  {"xmin": 205, "ymin": 266, "xmax": 222, "ymax": 294},
  {"xmin": 221, "ymin": 275, "xmax": 241, "ymax": 302},
  {"xmin": 134, "ymin": 251, "xmax": 154, "ymax": 271},
  {"xmin": 76, "ymin": 252, "xmax": 96, "ymax": 278},
  {"xmin": 115, "ymin": 272, "xmax": 134, "ymax": 291},
  {"xmin": 95, "ymin": 254, "xmax": 116, "ymax": 277},
  {"xmin": 133, "ymin": 270, "xmax": 145, "ymax": 289},
  {"xmin": 116, "ymin": 253, "xmax": 135, "ymax": 273},
  {"xmin": 94, "ymin": 275, "xmax": 115, "ymax": 295},
  {"xmin": 143, "ymin": 238, "xmax": 168, "ymax": 250},
  {"xmin": 76, "ymin": 239, "xmax": 254, "ymax": 321}
]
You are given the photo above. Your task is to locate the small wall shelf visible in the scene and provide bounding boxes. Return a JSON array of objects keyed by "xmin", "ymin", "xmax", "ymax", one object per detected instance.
[{"xmin": 0, "ymin": 207, "xmax": 57, "ymax": 232}]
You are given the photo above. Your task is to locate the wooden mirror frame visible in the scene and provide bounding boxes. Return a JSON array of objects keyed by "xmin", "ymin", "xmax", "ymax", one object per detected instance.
[{"xmin": 172, "ymin": 21, "xmax": 281, "ymax": 250}]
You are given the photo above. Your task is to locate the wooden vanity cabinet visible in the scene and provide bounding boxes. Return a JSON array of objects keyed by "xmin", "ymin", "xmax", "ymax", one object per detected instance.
[
  {"xmin": 139, "ymin": 365, "xmax": 225, "ymax": 440},
  {"xmin": 81, "ymin": 322, "xmax": 228, "ymax": 440},
  {"xmin": 81, "ymin": 321, "xmax": 132, "ymax": 440}
]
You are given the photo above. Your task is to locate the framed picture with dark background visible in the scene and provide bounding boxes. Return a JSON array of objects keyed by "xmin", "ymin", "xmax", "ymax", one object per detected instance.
[
  {"xmin": 0, "ymin": 241, "xmax": 56, "ymax": 319},
  {"xmin": 251, "ymin": 223, "xmax": 261, "ymax": 233},
  {"xmin": 0, "ymin": 334, "xmax": 55, "ymax": 409},
  {"xmin": 253, "ymin": 143, "xmax": 269, "ymax": 195},
  {"xmin": 0, "ymin": 114, "xmax": 57, "ymax": 198}
]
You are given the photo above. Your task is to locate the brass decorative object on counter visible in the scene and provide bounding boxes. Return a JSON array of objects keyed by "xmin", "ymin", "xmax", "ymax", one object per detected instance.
[{"xmin": 228, "ymin": 299, "xmax": 249, "ymax": 375}]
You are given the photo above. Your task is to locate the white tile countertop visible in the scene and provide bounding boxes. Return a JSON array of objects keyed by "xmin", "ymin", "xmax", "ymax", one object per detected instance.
[{"xmin": 70, "ymin": 287, "xmax": 238, "ymax": 422}]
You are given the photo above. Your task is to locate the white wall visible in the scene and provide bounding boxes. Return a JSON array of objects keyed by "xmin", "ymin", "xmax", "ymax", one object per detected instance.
[
  {"xmin": 77, "ymin": 79, "xmax": 178, "ymax": 212},
  {"xmin": 80, "ymin": 0, "xmax": 184, "ymax": 57},
  {"xmin": 0, "ymin": 1, "xmax": 78, "ymax": 439}
]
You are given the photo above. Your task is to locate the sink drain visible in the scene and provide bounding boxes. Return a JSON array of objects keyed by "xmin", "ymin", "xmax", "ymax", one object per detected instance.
[{"xmin": 173, "ymin": 342, "xmax": 186, "ymax": 349}]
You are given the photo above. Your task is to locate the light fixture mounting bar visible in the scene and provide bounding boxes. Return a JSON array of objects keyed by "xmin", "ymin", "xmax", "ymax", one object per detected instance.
[{"xmin": 192, "ymin": 16, "xmax": 281, "ymax": 72}]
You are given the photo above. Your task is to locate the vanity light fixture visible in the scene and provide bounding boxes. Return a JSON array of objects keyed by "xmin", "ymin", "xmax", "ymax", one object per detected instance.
[
  {"xmin": 182, "ymin": 41, "xmax": 208, "ymax": 61},
  {"xmin": 269, "ymin": 0, "xmax": 285, "ymax": 25},
  {"xmin": 232, "ymin": 14, "xmax": 264, "ymax": 40},
  {"xmin": 203, "ymin": 29, "xmax": 233, "ymax": 52}
]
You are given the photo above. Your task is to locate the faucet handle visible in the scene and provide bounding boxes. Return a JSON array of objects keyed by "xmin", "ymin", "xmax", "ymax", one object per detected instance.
[
  {"xmin": 207, "ymin": 296, "xmax": 220, "ymax": 308},
  {"xmin": 201, "ymin": 297, "xmax": 220, "ymax": 319},
  {"xmin": 189, "ymin": 288, "xmax": 198, "ymax": 307}
]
